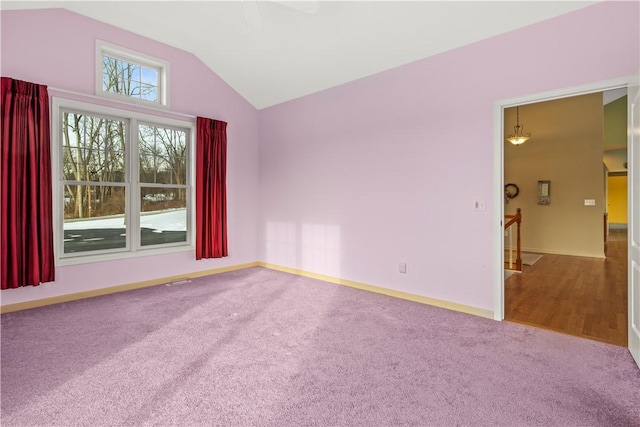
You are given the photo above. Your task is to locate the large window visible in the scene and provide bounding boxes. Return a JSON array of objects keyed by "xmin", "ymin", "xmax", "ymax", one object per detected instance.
[{"xmin": 55, "ymin": 99, "xmax": 192, "ymax": 261}]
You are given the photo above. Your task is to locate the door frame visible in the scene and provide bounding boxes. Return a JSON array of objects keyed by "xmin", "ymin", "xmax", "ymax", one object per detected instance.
[
  {"xmin": 493, "ymin": 75, "xmax": 634, "ymax": 321},
  {"xmin": 627, "ymin": 77, "xmax": 639, "ymax": 367}
]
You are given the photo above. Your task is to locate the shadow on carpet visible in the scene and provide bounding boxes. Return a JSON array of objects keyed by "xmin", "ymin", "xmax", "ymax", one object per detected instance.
[{"xmin": 2, "ymin": 267, "xmax": 638, "ymax": 426}]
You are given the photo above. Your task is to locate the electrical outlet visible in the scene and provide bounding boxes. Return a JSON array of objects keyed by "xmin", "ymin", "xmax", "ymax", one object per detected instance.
[
  {"xmin": 584, "ymin": 199, "xmax": 596, "ymax": 206},
  {"xmin": 399, "ymin": 262, "xmax": 407, "ymax": 274}
]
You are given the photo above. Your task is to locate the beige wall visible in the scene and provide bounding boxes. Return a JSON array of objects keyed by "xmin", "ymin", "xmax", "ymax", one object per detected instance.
[
  {"xmin": 604, "ymin": 95, "xmax": 627, "ymax": 149},
  {"xmin": 504, "ymin": 93, "xmax": 605, "ymax": 258}
]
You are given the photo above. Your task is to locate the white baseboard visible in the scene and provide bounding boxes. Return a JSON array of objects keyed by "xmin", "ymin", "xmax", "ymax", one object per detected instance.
[
  {"xmin": 2, "ymin": 261, "xmax": 495, "ymax": 321},
  {"xmin": 258, "ymin": 262, "xmax": 494, "ymax": 320},
  {"xmin": 521, "ymin": 247, "xmax": 605, "ymax": 259},
  {"xmin": 0, "ymin": 262, "xmax": 260, "ymax": 314},
  {"xmin": 608, "ymin": 223, "xmax": 628, "ymax": 230}
]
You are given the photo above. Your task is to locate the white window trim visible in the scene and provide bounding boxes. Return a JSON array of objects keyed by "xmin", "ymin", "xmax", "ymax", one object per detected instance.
[
  {"xmin": 52, "ymin": 97, "xmax": 195, "ymax": 267},
  {"xmin": 95, "ymin": 39, "xmax": 170, "ymax": 108}
]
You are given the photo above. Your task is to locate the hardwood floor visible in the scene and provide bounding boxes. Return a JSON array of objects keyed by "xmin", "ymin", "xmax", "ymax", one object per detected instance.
[{"xmin": 504, "ymin": 229, "xmax": 628, "ymax": 347}]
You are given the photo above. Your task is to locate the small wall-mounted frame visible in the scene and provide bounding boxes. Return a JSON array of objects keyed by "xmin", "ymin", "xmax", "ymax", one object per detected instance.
[{"xmin": 538, "ymin": 180, "xmax": 550, "ymax": 205}]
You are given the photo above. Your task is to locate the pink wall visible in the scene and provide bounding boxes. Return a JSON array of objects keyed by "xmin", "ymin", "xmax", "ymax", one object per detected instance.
[
  {"xmin": 1, "ymin": 9, "xmax": 260, "ymax": 305},
  {"xmin": 258, "ymin": 1, "xmax": 640, "ymax": 312},
  {"xmin": 2, "ymin": 3, "xmax": 639, "ymax": 313}
]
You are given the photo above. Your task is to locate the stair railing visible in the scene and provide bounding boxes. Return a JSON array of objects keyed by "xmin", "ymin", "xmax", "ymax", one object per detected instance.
[{"xmin": 504, "ymin": 208, "xmax": 522, "ymax": 271}]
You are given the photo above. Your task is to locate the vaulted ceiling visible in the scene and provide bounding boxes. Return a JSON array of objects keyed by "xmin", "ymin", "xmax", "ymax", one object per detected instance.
[{"xmin": 1, "ymin": 1, "xmax": 599, "ymax": 109}]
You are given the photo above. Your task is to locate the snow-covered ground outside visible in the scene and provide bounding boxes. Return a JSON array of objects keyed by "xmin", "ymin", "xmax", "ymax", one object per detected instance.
[{"xmin": 64, "ymin": 208, "xmax": 186, "ymax": 232}]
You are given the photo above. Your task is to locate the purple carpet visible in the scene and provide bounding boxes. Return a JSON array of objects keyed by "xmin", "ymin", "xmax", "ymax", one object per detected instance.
[{"xmin": 2, "ymin": 267, "xmax": 639, "ymax": 426}]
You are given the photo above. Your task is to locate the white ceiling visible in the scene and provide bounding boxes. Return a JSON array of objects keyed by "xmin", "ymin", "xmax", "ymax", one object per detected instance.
[{"xmin": 2, "ymin": 1, "xmax": 599, "ymax": 109}]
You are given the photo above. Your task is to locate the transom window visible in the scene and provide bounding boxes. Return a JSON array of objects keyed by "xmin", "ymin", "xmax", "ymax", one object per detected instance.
[
  {"xmin": 54, "ymin": 99, "xmax": 192, "ymax": 262},
  {"xmin": 96, "ymin": 41, "xmax": 168, "ymax": 106}
]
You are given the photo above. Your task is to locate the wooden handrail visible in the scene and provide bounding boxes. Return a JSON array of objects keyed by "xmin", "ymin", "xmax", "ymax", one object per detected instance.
[
  {"xmin": 504, "ymin": 208, "xmax": 522, "ymax": 271},
  {"xmin": 504, "ymin": 209, "xmax": 521, "ymax": 229}
]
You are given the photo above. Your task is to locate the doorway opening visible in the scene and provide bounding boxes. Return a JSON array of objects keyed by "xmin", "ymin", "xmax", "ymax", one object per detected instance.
[{"xmin": 494, "ymin": 78, "xmax": 630, "ymax": 347}]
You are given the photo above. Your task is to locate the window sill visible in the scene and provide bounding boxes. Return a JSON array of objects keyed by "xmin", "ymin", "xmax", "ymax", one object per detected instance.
[{"xmin": 55, "ymin": 244, "xmax": 194, "ymax": 267}]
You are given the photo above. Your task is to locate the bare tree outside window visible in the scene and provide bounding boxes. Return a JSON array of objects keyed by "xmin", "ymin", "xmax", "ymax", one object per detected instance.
[
  {"xmin": 138, "ymin": 124, "xmax": 188, "ymax": 246},
  {"xmin": 102, "ymin": 55, "xmax": 159, "ymax": 103},
  {"xmin": 62, "ymin": 112, "xmax": 126, "ymax": 220}
]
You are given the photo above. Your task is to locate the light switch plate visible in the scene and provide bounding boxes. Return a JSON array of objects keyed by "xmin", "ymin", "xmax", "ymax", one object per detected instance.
[{"xmin": 473, "ymin": 200, "xmax": 486, "ymax": 211}]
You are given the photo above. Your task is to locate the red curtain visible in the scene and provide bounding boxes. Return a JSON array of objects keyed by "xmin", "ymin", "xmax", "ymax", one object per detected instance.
[
  {"xmin": 1, "ymin": 77, "xmax": 55, "ymax": 289},
  {"xmin": 195, "ymin": 117, "xmax": 228, "ymax": 259}
]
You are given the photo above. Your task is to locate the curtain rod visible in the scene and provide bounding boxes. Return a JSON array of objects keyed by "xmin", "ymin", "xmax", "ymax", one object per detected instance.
[{"xmin": 47, "ymin": 86, "xmax": 197, "ymax": 121}]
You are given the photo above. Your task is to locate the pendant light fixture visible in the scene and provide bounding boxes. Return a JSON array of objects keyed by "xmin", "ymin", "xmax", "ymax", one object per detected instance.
[{"xmin": 507, "ymin": 106, "xmax": 531, "ymax": 145}]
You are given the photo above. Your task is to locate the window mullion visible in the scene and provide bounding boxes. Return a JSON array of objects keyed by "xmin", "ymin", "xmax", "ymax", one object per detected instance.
[{"xmin": 129, "ymin": 118, "xmax": 140, "ymax": 252}]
